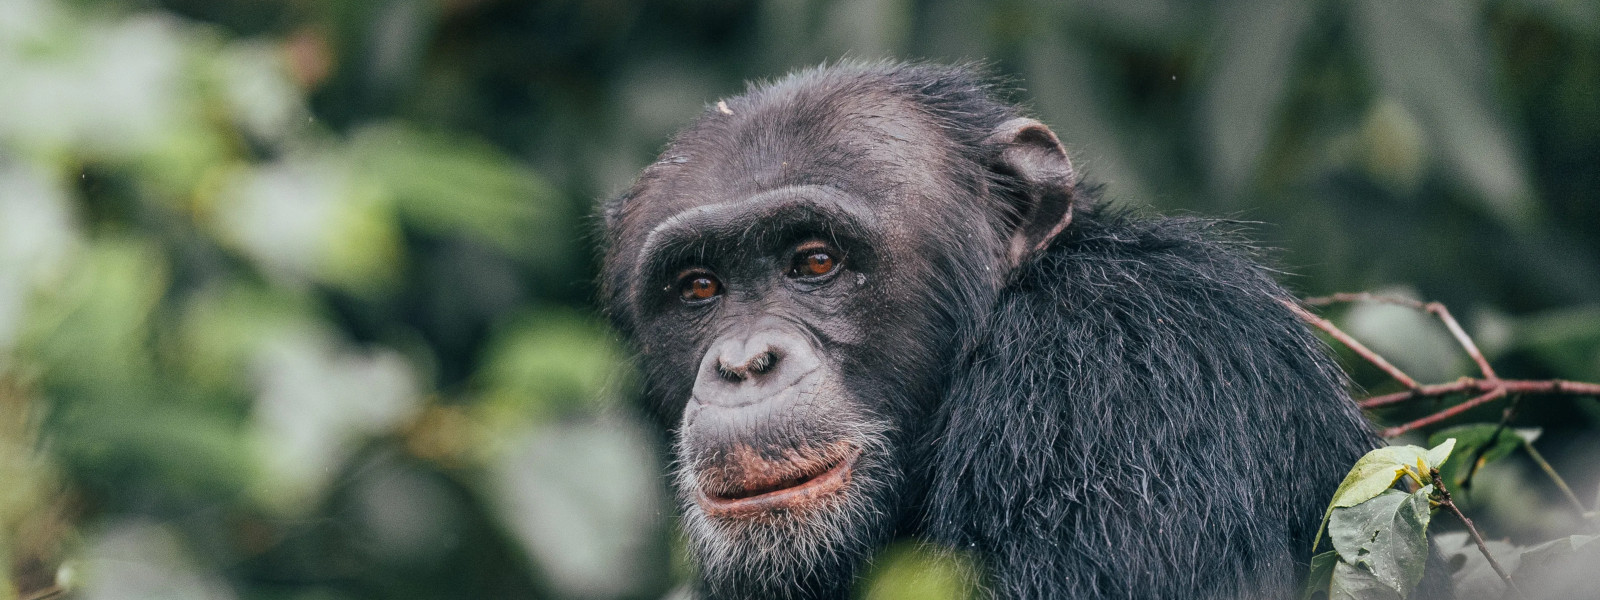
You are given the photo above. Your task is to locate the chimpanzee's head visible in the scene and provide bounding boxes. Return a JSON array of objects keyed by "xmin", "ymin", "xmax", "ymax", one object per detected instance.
[{"xmin": 600, "ymin": 63, "xmax": 1076, "ymax": 598}]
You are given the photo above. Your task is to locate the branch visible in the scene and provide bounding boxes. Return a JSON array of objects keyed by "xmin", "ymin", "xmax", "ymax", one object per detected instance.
[
  {"xmin": 1358, "ymin": 378, "xmax": 1600, "ymax": 410},
  {"xmin": 1430, "ymin": 468, "xmax": 1524, "ymax": 600},
  {"xmin": 1290, "ymin": 294, "xmax": 1600, "ymax": 437},
  {"xmin": 1284, "ymin": 301, "xmax": 1420, "ymax": 390},
  {"xmin": 1304, "ymin": 293, "xmax": 1497, "ymax": 380},
  {"xmin": 1377, "ymin": 387, "xmax": 1505, "ymax": 438}
]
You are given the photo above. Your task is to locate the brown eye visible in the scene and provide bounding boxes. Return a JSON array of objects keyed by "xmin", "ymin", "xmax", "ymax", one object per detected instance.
[
  {"xmin": 790, "ymin": 244, "xmax": 839, "ymax": 278},
  {"xmin": 679, "ymin": 273, "xmax": 721, "ymax": 302}
]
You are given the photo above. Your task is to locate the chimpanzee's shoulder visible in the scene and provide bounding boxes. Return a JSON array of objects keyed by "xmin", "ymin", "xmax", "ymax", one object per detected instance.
[{"xmin": 1013, "ymin": 186, "xmax": 1289, "ymax": 309}]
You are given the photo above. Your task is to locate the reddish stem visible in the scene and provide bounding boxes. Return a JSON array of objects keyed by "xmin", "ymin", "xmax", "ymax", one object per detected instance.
[{"xmin": 1285, "ymin": 301, "xmax": 1420, "ymax": 390}]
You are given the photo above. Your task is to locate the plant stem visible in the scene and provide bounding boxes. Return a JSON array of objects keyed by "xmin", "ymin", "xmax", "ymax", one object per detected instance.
[
  {"xmin": 1522, "ymin": 440, "xmax": 1596, "ymax": 528},
  {"xmin": 1430, "ymin": 468, "xmax": 1524, "ymax": 600}
]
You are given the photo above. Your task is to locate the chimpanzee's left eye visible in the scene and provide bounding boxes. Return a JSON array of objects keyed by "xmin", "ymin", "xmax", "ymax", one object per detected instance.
[{"xmin": 788, "ymin": 242, "xmax": 840, "ymax": 278}]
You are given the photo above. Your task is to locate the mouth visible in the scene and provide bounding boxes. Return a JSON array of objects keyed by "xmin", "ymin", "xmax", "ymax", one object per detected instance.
[{"xmin": 697, "ymin": 448, "xmax": 859, "ymax": 517}]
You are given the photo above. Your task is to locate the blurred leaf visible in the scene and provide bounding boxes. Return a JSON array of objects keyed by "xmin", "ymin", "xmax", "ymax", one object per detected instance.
[
  {"xmin": 1199, "ymin": 0, "xmax": 1314, "ymax": 196},
  {"xmin": 1353, "ymin": 98, "xmax": 1427, "ymax": 194},
  {"xmin": 0, "ymin": 13, "xmax": 191, "ymax": 159},
  {"xmin": 1504, "ymin": 305, "xmax": 1600, "ymax": 379},
  {"xmin": 0, "ymin": 159, "xmax": 78, "ymax": 354},
  {"xmin": 1342, "ymin": 295, "xmax": 1464, "ymax": 384},
  {"xmin": 249, "ymin": 330, "xmax": 421, "ymax": 511},
  {"xmin": 859, "ymin": 542, "xmax": 981, "ymax": 600},
  {"xmin": 20, "ymin": 237, "xmax": 166, "ymax": 392},
  {"xmin": 350, "ymin": 124, "xmax": 564, "ymax": 259},
  {"xmin": 59, "ymin": 404, "xmax": 253, "ymax": 500},
  {"xmin": 214, "ymin": 40, "xmax": 311, "ymax": 145},
  {"xmin": 1328, "ymin": 486, "xmax": 1433, "ymax": 597},
  {"xmin": 210, "ymin": 155, "xmax": 404, "ymax": 294},
  {"xmin": 487, "ymin": 420, "xmax": 663, "ymax": 598},
  {"xmin": 1514, "ymin": 534, "xmax": 1600, "ymax": 598},
  {"xmin": 474, "ymin": 309, "xmax": 630, "ymax": 428},
  {"xmin": 1434, "ymin": 531, "xmax": 1522, "ymax": 600},
  {"xmin": 175, "ymin": 280, "xmax": 322, "ymax": 397},
  {"xmin": 80, "ymin": 521, "xmax": 237, "ymax": 600},
  {"xmin": 1353, "ymin": 0, "xmax": 1536, "ymax": 227}
]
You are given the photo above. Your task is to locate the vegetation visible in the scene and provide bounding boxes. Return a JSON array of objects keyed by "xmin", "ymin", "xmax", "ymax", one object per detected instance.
[{"xmin": 1, "ymin": 0, "xmax": 1596, "ymax": 598}]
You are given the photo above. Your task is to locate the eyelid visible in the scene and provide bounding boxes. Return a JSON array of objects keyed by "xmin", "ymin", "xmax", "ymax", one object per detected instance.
[{"xmin": 795, "ymin": 240, "xmax": 832, "ymax": 254}]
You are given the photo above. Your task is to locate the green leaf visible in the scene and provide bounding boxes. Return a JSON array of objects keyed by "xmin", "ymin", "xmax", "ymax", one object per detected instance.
[
  {"xmin": 1313, "ymin": 440, "xmax": 1454, "ymax": 551},
  {"xmin": 349, "ymin": 124, "xmax": 564, "ymax": 258},
  {"xmin": 1427, "ymin": 425, "xmax": 1536, "ymax": 489},
  {"xmin": 1328, "ymin": 487, "xmax": 1434, "ymax": 597},
  {"xmin": 1302, "ymin": 551, "xmax": 1338, "ymax": 600},
  {"xmin": 1422, "ymin": 438, "xmax": 1456, "ymax": 471},
  {"xmin": 859, "ymin": 542, "xmax": 981, "ymax": 600},
  {"xmin": 1329, "ymin": 561, "xmax": 1403, "ymax": 600}
]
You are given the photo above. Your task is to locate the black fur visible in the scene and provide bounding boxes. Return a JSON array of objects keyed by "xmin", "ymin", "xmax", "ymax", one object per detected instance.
[{"xmin": 600, "ymin": 61, "xmax": 1452, "ymax": 599}]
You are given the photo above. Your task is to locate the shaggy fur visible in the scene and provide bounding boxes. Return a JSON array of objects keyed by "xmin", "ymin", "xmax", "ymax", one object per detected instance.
[{"xmin": 600, "ymin": 61, "xmax": 1452, "ymax": 599}]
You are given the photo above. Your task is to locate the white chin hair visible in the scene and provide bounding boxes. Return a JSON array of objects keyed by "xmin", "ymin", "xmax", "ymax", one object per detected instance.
[{"xmin": 674, "ymin": 429, "xmax": 898, "ymax": 593}]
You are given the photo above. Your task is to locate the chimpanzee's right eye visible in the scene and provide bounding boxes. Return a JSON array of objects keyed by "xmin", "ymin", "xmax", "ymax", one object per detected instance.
[{"xmin": 678, "ymin": 271, "xmax": 722, "ymax": 303}]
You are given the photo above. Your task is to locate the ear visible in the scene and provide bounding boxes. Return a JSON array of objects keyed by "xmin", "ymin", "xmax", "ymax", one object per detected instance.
[{"xmin": 984, "ymin": 118, "xmax": 1077, "ymax": 267}]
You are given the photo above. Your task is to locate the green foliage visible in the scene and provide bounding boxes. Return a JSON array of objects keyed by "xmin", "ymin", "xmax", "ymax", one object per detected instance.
[
  {"xmin": 1307, "ymin": 441, "xmax": 1453, "ymax": 600},
  {"xmin": 4, "ymin": 0, "xmax": 1600, "ymax": 598},
  {"xmin": 1313, "ymin": 439, "xmax": 1454, "ymax": 551},
  {"xmin": 858, "ymin": 543, "xmax": 981, "ymax": 600},
  {"xmin": 1427, "ymin": 424, "xmax": 1538, "ymax": 491},
  {"xmin": 1328, "ymin": 487, "xmax": 1434, "ymax": 598}
]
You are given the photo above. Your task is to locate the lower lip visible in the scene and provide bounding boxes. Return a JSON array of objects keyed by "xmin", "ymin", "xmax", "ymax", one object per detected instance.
[{"xmin": 697, "ymin": 451, "xmax": 859, "ymax": 518}]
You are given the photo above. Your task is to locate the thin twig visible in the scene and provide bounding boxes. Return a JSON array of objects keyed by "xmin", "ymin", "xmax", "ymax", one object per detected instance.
[
  {"xmin": 1358, "ymin": 378, "xmax": 1600, "ymax": 410},
  {"xmin": 1378, "ymin": 387, "xmax": 1507, "ymax": 438},
  {"xmin": 1521, "ymin": 440, "xmax": 1596, "ymax": 526},
  {"xmin": 21, "ymin": 586, "xmax": 65, "ymax": 600},
  {"xmin": 1295, "ymin": 293, "xmax": 1600, "ymax": 443},
  {"xmin": 1430, "ymin": 468, "xmax": 1524, "ymax": 600},
  {"xmin": 1306, "ymin": 293, "xmax": 1500, "ymax": 381},
  {"xmin": 1284, "ymin": 300, "xmax": 1420, "ymax": 389}
]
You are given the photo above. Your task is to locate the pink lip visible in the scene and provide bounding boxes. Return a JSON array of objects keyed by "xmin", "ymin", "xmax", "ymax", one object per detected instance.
[{"xmin": 697, "ymin": 449, "xmax": 859, "ymax": 518}]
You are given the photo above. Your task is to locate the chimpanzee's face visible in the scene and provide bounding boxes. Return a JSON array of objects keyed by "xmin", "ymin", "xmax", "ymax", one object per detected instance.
[
  {"xmin": 603, "ymin": 97, "xmax": 1007, "ymax": 597},
  {"xmin": 601, "ymin": 74, "xmax": 1073, "ymax": 597}
]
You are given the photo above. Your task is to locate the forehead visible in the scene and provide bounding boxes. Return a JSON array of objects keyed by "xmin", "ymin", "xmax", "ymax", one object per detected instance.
[{"xmin": 618, "ymin": 83, "xmax": 955, "ymax": 236}]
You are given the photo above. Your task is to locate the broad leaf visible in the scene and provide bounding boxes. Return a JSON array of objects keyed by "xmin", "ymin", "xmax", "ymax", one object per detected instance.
[
  {"xmin": 1301, "ymin": 550, "xmax": 1338, "ymax": 600},
  {"xmin": 1328, "ymin": 486, "xmax": 1434, "ymax": 597},
  {"xmin": 1427, "ymin": 425, "xmax": 1538, "ymax": 489},
  {"xmin": 1313, "ymin": 440, "xmax": 1455, "ymax": 550},
  {"xmin": 1329, "ymin": 561, "xmax": 1403, "ymax": 600}
]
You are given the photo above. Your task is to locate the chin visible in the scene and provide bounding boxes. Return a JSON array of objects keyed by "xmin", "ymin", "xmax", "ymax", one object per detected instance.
[{"xmin": 675, "ymin": 428, "xmax": 901, "ymax": 600}]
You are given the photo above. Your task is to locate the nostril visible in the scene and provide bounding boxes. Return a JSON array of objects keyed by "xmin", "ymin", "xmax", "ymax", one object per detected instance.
[
  {"xmin": 747, "ymin": 350, "xmax": 779, "ymax": 376},
  {"xmin": 716, "ymin": 362, "xmax": 745, "ymax": 383},
  {"xmin": 714, "ymin": 350, "xmax": 780, "ymax": 383}
]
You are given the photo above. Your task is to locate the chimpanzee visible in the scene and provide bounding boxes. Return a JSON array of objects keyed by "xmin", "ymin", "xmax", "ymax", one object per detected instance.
[{"xmin": 600, "ymin": 62, "xmax": 1449, "ymax": 599}]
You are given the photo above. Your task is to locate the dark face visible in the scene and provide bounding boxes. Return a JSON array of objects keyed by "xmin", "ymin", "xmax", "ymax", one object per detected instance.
[{"xmin": 601, "ymin": 75, "xmax": 1075, "ymax": 598}]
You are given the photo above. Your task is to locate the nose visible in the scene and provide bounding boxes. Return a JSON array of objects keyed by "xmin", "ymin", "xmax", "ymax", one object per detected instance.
[{"xmin": 693, "ymin": 331, "xmax": 821, "ymax": 408}]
